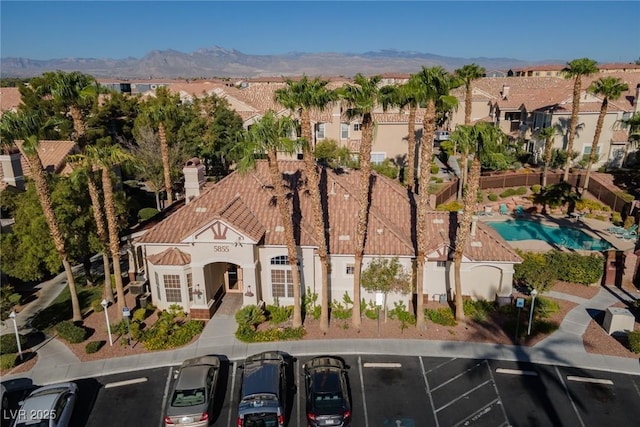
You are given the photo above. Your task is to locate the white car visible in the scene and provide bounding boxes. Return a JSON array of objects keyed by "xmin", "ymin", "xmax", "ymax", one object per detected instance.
[{"xmin": 12, "ymin": 382, "xmax": 78, "ymax": 427}]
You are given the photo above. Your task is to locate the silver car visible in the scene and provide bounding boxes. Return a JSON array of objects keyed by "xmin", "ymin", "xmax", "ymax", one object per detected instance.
[
  {"xmin": 164, "ymin": 355, "xmax": 221, "ymax": 427},
  {"xmin": 12, "ymin": 382, "xmax": 77, "ymax": 427}
]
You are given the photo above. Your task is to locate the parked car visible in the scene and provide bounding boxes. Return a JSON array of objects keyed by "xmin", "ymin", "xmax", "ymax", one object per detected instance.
[
  {"xmin": 164, "ymin": 355, "xmax": 221, "ymax": 426},
  {"xmin": 11, "ymin": 382, "xmax": 77, "ymax": 427},
  {"xmin": 1, "ymin": 378, "xmax": 38, "ymax": 427},
  {"xmin": 237, "ymin": 351, "xmax": 287, "ymax": 427},
  {"xmin": 303, "ymin": 356, "xmax": 351, "ymax": 427}
]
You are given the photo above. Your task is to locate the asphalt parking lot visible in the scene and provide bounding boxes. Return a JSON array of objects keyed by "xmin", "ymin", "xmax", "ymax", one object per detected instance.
[{"xmin": 75, "ymin": 354, "xmax": 640, "ymax": 427}]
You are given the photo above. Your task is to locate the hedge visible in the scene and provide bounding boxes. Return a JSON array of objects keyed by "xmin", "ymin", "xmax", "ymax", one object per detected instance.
[
  {"xmin": 0, "ymin": 333, "xmax": 27, "ymax": 355},
  {"xmin": 85, "ymin": 340, "xmax": 105, "ymax": 354},
  {"xmin": 0, "ymin": 353, "xmax": 16, "ymax": 370},
  {"xmin": 56, "ymin": 320, "xmax": 86, "ymax": 343}
]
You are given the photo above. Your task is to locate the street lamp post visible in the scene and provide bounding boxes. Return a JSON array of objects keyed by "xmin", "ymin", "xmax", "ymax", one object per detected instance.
[
  {"xmin": 8, "ymin": 311, "xmax": 22, "ymax": 360},
  {"xmin": 101, "ymin": 299, "xmax": 113, "ymax": 346},
  {"xmin": 527, "ymin": 289, "xmax": 538, "ymax": 336}
]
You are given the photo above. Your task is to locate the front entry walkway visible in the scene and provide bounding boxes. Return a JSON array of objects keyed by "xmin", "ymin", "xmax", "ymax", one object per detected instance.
[{"xmin": 215, "ymin": 293, "xmax": 243, "ymax": 317}]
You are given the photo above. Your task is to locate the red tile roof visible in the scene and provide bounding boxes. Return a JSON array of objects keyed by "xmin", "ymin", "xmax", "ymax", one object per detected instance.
[
  {"xmin": 0, "ymin": 87, "xmax": 21, "ymax": 115},
  {"xmin": 137, "ymin": 160, "xmax": 521, "ymax": 263},
  {"xmin": 147, "ymin": 247, "xmax": 191, "ymax": 265},
  {"xmin": 1, "ymin": 140, "xmax": 78, "ymax": 189}
]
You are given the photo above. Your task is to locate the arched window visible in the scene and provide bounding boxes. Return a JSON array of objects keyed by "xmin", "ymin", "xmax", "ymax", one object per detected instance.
[{"xmin": 270, "ymin": 256, "xmax": 292, "ymax": 298}]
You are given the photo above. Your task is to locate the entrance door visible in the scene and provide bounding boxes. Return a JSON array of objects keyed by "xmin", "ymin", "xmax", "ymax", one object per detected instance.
[{"xmin": 225, "ymin": 264, "xmax": 243, "ymax": 293}]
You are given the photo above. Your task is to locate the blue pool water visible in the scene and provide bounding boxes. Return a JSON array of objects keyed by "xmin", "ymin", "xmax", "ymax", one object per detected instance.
[{"xmin": 488, "ymin": 219, "xmax": 613, "ymax": 251}]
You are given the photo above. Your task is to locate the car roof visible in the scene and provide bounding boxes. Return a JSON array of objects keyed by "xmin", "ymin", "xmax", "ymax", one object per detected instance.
[
  {"xmin": 310, "ymin": 370, "xmax": 342, "ymax": 394},
  {"xmin": 21, "ymin": 392, "xmax": 58, "ymax": 414},
  {"xmin": 241, "ymin": 361, "xmax": 281, "ymax": 398},
  {"xmin": 175, "ymin": 365, "xmax": 211, "ymax": 390}
]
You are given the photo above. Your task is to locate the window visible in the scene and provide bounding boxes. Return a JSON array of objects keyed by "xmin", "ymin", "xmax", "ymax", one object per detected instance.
[
  {"xmin": 271, "ymin": 255, "xmax": 289, "ymax": 265},
  {"xmin": 353, "ymin": 123, "xmax": 361, "ymax": 131},
  {"xmin": 164, "ymin": 274, "xmax": 182, "ymax": 302},
  {"xmin": 316, "ymin": 123, "xmax": 325, "ymax": 139},
  {"xmin": 345, "ymin": 264, "xmax": 355, "ymax": 275},
  {"xmin": 436, "ymin": 261, "xmax": 446, "ymax": 268},
  {"xmin": 341, "ymin": 123, "xmax": 349, "ymax": 139},
  {"xmin": 187, "ymin": 273, "xmax": 193, "ymax": 302},
  {"xmin": 371, "ymin": 152, "xmax": 385, "ymax": 165},
  {"xmin": 535, "ymin": 72, "xmax": 540, "ymax": 76},
  {"xmin": 546, "ymin": 71, "xmax": 552, "ymax": 76},
  {"xmin": 584, "ymin": 146, "xmax": 600, "ymax": 155},
  {"xmin": 155, "ymin": 272, "xmax": 161, "ymax": 301},
  {"xmin": 271, "ymin": 269, "xmax": 293, "ymax": 298}
]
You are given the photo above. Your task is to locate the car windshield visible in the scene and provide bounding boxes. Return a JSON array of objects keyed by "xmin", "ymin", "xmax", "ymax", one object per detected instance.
[
  {"xmin": 171, "ymin": 387, "xmax": 206, "ymax": 407},
  {"xmin": 313, "ymin": 392, "xmax": 343, "ymax": 410},
  {"xmin": 243, "ymin": 413, "xmax": 278, "ymax": 427}
]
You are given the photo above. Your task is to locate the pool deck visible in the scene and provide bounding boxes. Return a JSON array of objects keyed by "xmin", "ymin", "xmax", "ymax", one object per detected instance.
[{"xmin": 478, "ymin": 212, "xmax": 637, "ymax": 253}]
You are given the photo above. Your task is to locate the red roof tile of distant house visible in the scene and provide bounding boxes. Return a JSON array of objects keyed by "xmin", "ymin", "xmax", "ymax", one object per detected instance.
[{"xmin": 0, "ymin": 87, "xmax": 22, "ymax": 115}]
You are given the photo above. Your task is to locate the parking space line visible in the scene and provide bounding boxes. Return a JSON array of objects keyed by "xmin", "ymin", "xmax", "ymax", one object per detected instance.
[
  {"xmin": 159, "ymin": 367, "xmax": 173, "ymax": 427},
  {"xmin": 226, "ymin": 361, "xmax": 237, "ymax": 427},
  {"xmin": 633, "ymin": 378, "xmax": 640, "ymax": 399},
  {"xmin": 486, "ymin": 360, "xmax": 509, "ymax": 424},
  {"xmin": 419, "ymin": 356, "xmax": 440, "ymax": 427},
  {"xmin": 435, "ymin": 379, "xmax": 492, "ymax": 413},
  {"xmin": 104, "ymin": 377, "xmax": 148, "ymax": 388},
  {"xmin": 495, "ymin": 368, "xmax": 538, "ymax": 376},
  {"xmin": 567, "ymin": 376, "xmax": 613, "ymax": 385},
  {"xmin": 555, "ymin": 366, "xmax": 586, "ymax": 427},
  {"xmin": 296, "ymin": 359, "xmax": 301, "ymax": 427},
  {"xmin": 452, "ymin": 398, "xmax": 499, "ymax": 427},
  {"xmin": 424, "ymin": 357, "xmax": 458, "ymax": 375},
  {"xmin": 362, "ymin": 362, "xmax": 402, "ymax": 368},
  {"xmin": 430, "ymin": 361, "xmax": 483, "ymax": 392},
  {"xmin": 358, "ymin": 356, "xmax": 370, "ymax": 427}
]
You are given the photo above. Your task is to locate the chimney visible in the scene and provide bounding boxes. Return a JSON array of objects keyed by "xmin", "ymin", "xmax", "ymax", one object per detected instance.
[
  {"xmin": 183, "ymin": 157, "xmax": 205, "ymax": 203},
  {"xmin": 0, "ymin": 148, "xmax": 25, "ymax": 190},
  {"xmin": 635, "ymin": 84, "xmax": 640, "ymax": 114},
  {"xmin": 470, "ymin": 215, "xmax": 479, "ymax": 237},
  {"xmin": 501, "ymin": 85, "xmax": 510, "ymax": 100}
]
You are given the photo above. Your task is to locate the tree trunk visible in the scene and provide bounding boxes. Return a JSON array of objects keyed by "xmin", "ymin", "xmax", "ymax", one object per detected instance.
[
  {"xmin": 86, "ymin": 172, "xmax": 113, "ymax": 301},
  {"xmin": 353, "ymin": 113, "xmax": 374, "ymax": 329},
  {"xmin": 159, "ymin": 122, "xmax": 173, "ymax": 205},
  {"xmin": 83, "ymin": 254, "xmax": 94, "ymax": 286},
  {"xmin": 406, "ymin": 105, "xmax": 417, "ymax": 191},
  {"xmin": 102, "ymin": 252, "xmax": 114, "ymax": 303},
  {"xmin": 464, "ymin": 83, "xmax": 472, "ymax": 126},
  {"xmin": 69, "ymin": 105, "xmax": 86, "ymax": 144},
  {"xmin": 453, "ymin": 157, "xmax": 480, "ymax": 321},
  {"xmin": 415, "ymin": 100, "xmax": 436, "ymax": 329},
  {"xmin": 542, "ymin": 137, "xmax": 553, "ymax": 188},
  {"xmin": 564, "ymin": 76, "xmax": 582, "ymax": 181},
  {"xmin": 457, "ymin": 149, "xmax": 469, "ymax": 200},
  {"xmin": 25, "ymin": 153, "xmax": 82, "ymax": 321},
  {"xmin": 583, "ymin": 99, "xmax": 608, "ymax": 189},
  {"xmin": 301, "ymin": 109, "xmax": 330, "ymax": 332},
  {"xmin": 102, "ymin": 167, "xmax": 126, "ymax": 317},
  {"xmin": 267, "ymin": 150, "xmax": 302, "ymax": 327}
]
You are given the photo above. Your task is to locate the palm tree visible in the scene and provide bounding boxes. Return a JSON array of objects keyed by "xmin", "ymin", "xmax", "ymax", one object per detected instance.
[
  {"xmin": 562, "ymin": 58, "xmax": 598, "ymax": 181},
  {"xmin": 274, "ymin": 76, "xmax": 336, "ymax": 332},
  {"xmin": 86, "ymin": 145, "xmax": 138, "ymax": 317},
  {"xmin": 380, "ymin": 76, "xmax": 421, "ymax": 191},
  {"xmin": 534, "ymin": 126, "xmax": 560, "ymax": 187},
  {"xmin": 0, "ymin": 111, "xmax": 82, "ymax": 321},
  {"xmin": 616, "ymin": 112, "xmax": 640, "ymax": 164},
  {"xmin": 67, "ymin": 154, "xmax": 115, "ymax": 303},
  {"xmin": 237, "ymin": 111, "xmax": 304, "ymax": 327},
  {"xmin": 336, "ymin": 74, "xmax": 383, "ymax": 329},
  {"xmin": 454, "ymin": 64, "xmax": 486, "ymax": 200},
  {"xmin": 413, "ymin": 66, "xmax": 459, "ymax": 329},
  {"xmin": 582, "ymin": 77, "xmax": 628, "ymax": 188}
]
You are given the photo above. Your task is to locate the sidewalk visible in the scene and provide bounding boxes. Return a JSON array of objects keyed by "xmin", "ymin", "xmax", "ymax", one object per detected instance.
[{"xmin": 2, "ymin": 281, "xmax": 639, "ymax": 386}]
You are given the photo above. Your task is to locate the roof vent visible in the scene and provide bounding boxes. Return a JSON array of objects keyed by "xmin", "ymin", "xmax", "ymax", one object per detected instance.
[
  {"xmin": 344, "ymin": 193, "xmax": 350, "ymax": 200},
  {"xmin": 338, "ymin": 235, "xmax": 350, "ymax": 241},
  {"xmin": 195, "ymin": 207, "xmax": 207, "ymax": 213},
  {"xmin": 376, "ymin": 228, "xmax": 384, "ymax": 235},
  {"xmin": 432, "ymin": 218, "xmax": 444, "ymax": 224},
  {"xmin": 275, "ymin": 226, "xmax": 284, "ymax": 232},
  {"xmin": 471, "ymin": 241, "xmax": 482, "ymax": 247},
  {"xmin": 329, "ymin": 180, "xmax": 336, "ymax": 196}
]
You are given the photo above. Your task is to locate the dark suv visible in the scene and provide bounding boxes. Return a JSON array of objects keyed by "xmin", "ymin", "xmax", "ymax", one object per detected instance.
[
  {"xmin": 303, "ymin": 356, "xmax": 351, "ymax": 427},
  {"xmin": 237, "ymin": 351, "xmax": 287, "ymax": 427}
]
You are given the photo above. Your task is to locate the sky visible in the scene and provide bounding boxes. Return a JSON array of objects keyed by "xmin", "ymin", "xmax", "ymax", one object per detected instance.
[{"xmin": 1, "ymin": 1, "xmax": 639, "ymax": 63}]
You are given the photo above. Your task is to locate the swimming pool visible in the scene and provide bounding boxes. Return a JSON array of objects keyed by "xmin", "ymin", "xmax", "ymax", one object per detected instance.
[{"xmin": 487, "ymin": 219, "xmax": 613, "ymax": 251}]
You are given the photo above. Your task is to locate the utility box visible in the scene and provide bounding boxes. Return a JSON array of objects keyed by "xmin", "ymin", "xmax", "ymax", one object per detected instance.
[{"xmin": 603, "ymin": 307, "xmax": 635, "ymax": 335}]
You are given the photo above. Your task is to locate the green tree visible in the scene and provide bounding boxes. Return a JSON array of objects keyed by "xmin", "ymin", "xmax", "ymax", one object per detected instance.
[
  {"xmin": 361, "ymin": 257, "xmax": 411, "ymax": 321},
  {"xmin": 0, "ymin": 110, "xmax": 82, "ymax": 321},
  {"xmin": 562, "ymin": 58, "xmax": 598, "ymax": 181},
  {"xmin": 533, "ymin": 126, "xmax": 560, "ymax": 187},
  {"xmin": 274, "ymin": 75, "xmax": 336, "ymax": 332},
  {"xmin": 583, "ymin": 77, "xmax": 628, "ymax": 188},
  {"xmin": 236, "ymin": 111, "xmax": 304, "ymax": 327},
  {"xmin": 336, "ymin": 73, "xmax": 383, "ymax": 329}
]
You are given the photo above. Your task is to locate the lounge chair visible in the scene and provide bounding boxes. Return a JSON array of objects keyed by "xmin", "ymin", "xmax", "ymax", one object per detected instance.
[
  {"xmin": 606, "ymin": 225, "xmax": 626, "ymax": 234},
  {"xmin": 514, "ymin": 205, "xmax": 525, "ymax": 217},
  {"xmin": 618, "ymin": 224, "xmax": 638, "ymax": 239},
  {"xmin": 609, "ymin": 224, "xmax": 638, "ymax": 237},
  {"xmin": 499, "ymin": 204, "xmax": 508, "ymax": 215}
]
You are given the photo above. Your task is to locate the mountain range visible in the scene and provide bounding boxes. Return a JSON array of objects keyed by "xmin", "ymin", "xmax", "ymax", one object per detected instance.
[{"xmin": 0, "ymin": 46, "xmax": 559, "ymax": 79}]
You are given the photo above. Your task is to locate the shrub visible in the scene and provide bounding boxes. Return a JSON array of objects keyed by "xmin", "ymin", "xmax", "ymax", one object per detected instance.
[
  {"xmin": 575, "ymin": 199, "xmax": 603, "ymax": 212},
  {"xmin": 138, "ymin": 207, "xmax": 159, "ymax": 222},
  {"xmin": 533, "ymin": 296, "xmax": 560, "ymax": 319},
  {"xmin": 236, "ymin": 326, "xmax": 306, "ymax": 343},
  {"xmin": 463, "ymin": 299, "xmax": 495, "ymax": 322},
  {"xmin": 436, "ymin": 201, "xmax": 464, "ymax": 212},
  {"xmin": 56, "ymin": 320, "xmax": 86, "ymax": 343},
  {"xmin": 91, "ymin": 299, "xmax": 104, "ymax": 313},
  {"xmin": 499, "ymin": 188, "xmax": 516, "ymax": 198},
  {"xmin": 388, "ymin": 301, "xmax": 415, "ymax": 331},
  {"xmin": 425, "ymin": 307, "xmax": 456, "ymax": 326},
  {"xmin": 372, "ymin": 159, "xmax": 398, "ymax": 180},
  {"xmin": 132, "ymin": 308, "xmax": 149, "ymax": 323},
  {"xmin": 0, "ymin": 333, "xmax": 27, "ymax": 355},
  {"xmin": 0, "ymin": 353, "xmax": 16, "ymax": 370},
  {"xmin": 488, "ymin": 193, "xmax": 498, "ymax": 202},
  {"xmin": 85, "ymin": 340, "xmax": 105, "ymax": 354},
  {"xmin": 531, "ymin": 184, "xmax": 541, "ymax": 194},
  {"xmin": 430, "ymin": 163, "xmax": 439, "ymax": 174},
  {"xmin": 331, "ymin": 299, "xmax": 352, "ymax": 320},
  {"xmin": 545, "ymin": 251, "xmax": 604, "ymax": 285},
  {"xmin": 624, "ymin": 216, "xmax": 636, "ymax": 230},
  {"xmin": 266, "ymin": 304, "xmax": 293, "ymax": 324},
  {"xmin": 611, "ymin": 212, "xmax": 622, "ymax": 225},
  {"xmin": 363, "ymin": 300, "xmax": 379, "ymax": 320},
  {"xmin": 513, "ymin": 251, "xmax": 556, "ymax": 293},
  {"xmin": 303, "ymin": 287, "xmax": 321, "ymax": 320},
  {"xmin": 628, "ymin": 330, "xmax": 640, "ymax": 353},
  {"xmin": 167, "ymin": 320, "xmax": 204, "ymax": 347},
  {"xmin": 235, "ymin": 305, "xmax": 266, "ymax": 331},
  {"xmin": 515, "ymin": 187, "xmax": 528, "ymax": 195}
]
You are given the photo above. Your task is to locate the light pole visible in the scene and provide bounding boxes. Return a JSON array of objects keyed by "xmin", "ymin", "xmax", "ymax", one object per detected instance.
[
  {"xmin": 101, "ymin": 299, "xmax": 113, "ymax": 346},
  {"xmin": 8, "ymin": 311, "xmax": 22, "ymax": 360},
  {"xmin": 527, "ymin": 289, "xmax": 538, "ymax": 336}
]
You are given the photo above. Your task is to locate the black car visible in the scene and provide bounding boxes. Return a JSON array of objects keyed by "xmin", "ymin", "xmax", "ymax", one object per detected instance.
[{"xmin": 303, "ymin": 356, "xmax": 351, "ymax": 427}]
